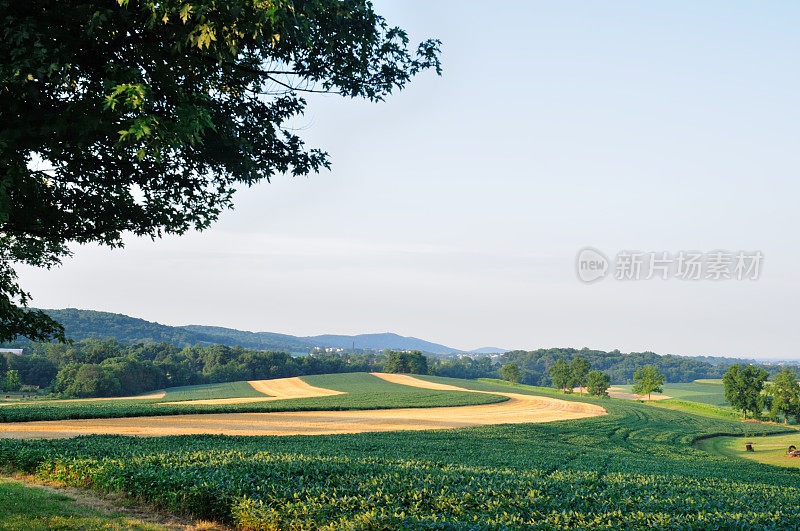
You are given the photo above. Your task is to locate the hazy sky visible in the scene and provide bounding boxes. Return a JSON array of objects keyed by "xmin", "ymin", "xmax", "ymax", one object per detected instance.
[{"xmin": 19, "ymin": 1, "xmax": 800, "ymax": 358}]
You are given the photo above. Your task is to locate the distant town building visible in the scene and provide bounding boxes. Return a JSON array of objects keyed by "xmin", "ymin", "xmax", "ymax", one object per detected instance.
[
  {"xmin": 313, "ymin": 347, "xmax": 345, "ymax": 353},
  {"xmin": 0, "ymin": 348, "xmax": 23, "ymax": 355}
]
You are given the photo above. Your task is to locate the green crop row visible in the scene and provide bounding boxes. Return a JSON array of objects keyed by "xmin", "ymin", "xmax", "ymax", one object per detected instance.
[
  {"xmin": 161, "ymin": 380, "xmax": 268, "ymax": 401},
  {"xmin": 1, "ymin": 379, "xmax": 798, "ymax": 529}
]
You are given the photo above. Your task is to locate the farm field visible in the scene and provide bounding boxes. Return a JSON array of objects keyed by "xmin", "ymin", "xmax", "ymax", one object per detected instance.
[
  {"xmin": 158, "ymin": 377, "xmax": 344, "ymax": 405},
  {"xmin": 0, "ymin": 376, "xmax": 799, "ymax": 528},
  {"xmin": 612, "ymin": 378, "xmax": 728, "ymax": 405},
  {"xmin": 0, "ymin": 379, "xmax": 800, "ymax": 529},
  {"xmin": 0, "ymin": 373, "xmax": 505, "ymax": 423},
  {"xmin": 697, "ymin": 432, "xmax": 800, "ymax": 469},
  {"xmin": 160, "ymin": 380, "xmax": 268, "ymax": 402},
  {"xmin": 0, "ymin": 374, "xmax": 604, "ymax": 438}
]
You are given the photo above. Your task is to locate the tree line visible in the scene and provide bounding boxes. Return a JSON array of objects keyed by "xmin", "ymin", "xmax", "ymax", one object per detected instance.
[
  {"xmin": 1, "ymin": 340, "xmax": 389, "ymax": 398},
  {"xmin": 722, "ymin": 364, "xmax": 800, "ymax": 422},
  {"xmin": 4, "ymin": 338, "xmax": 799, "ymax": 407},
  {"xmin": 499, "ymin": 358, "xmax": 666, "ymax": 400},
  {"xmin": 496, "ymin": 348, "xmax": 784, "ymax": 385},
  {"xmin": 1, "ymin": 340, "xmax": 436, "ymax": 398}
]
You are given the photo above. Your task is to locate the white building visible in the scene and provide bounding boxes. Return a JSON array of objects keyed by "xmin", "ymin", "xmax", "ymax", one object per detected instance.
[{"xmin": 0, "ymin": 348, "xmax": 23, "ymax": 355}]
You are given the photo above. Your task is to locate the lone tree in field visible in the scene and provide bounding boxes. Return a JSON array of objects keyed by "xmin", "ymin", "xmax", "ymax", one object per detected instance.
[
  {"xmin": 0, "ymin": 0, "xmax": 441, "ymax": 342},
  {"xmin": 570, "ymin": 357, "xmax": 591, "ymax": 396},
  {"xmin": 549, "ymin": 359, "xmax": 573, "ymax": 393},
  {"xmin": 766, "ymin": 368, "xmax": 800, "ymax": 423},
  {"xmin": 632, "ymin": 365, "xmax": 665, "ymax": 401},
  {"xmin": 723, "ymin": 364, "xmax": 769, "ymax": 419},
  {"xmin": 586, "ymin": 370, "xmax": 611, "ymax": 398},
  {"xmin": 500, "ymin": 363, "xmax": 521, "ymax": 384}
]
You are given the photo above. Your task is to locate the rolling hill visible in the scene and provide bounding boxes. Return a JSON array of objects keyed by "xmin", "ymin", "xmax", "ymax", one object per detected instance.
[{"xmin": 36, "ymin": 308, "xmax": 505, "ymax": 356}]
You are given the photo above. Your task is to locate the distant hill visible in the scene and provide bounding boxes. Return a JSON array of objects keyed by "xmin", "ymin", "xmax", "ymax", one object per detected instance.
[
  {"xmin": 35, "ymin": 308, "xmax": 500, "ymax": 356},
  {"xmin": 41, "ymin": 308, "xmax": 217, "ymax": 346},
  {"xmin": 180, "ymin": 325, "xmax": 317, "ymax": 352}
]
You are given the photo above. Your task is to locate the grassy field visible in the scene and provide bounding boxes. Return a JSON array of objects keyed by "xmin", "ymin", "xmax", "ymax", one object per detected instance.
[
  {"xmin": 1, "ymin": 376, "xmax": 799, "ymax": 528},
  {"xmin": 0, "ymin": 373, "xmax": 505, "ymax": 423},
  {"xmin": 0, "ymin": 478, "xmax": 170, "ymax": 530},
  {"xmin": 697, "ymin": 432, "xmax": 800, "ymax": 469},
  {"xmin": 614, "ymin": 379, "xmax": 728, "ymax": 405},
  {"xmin": 649, "ymin": 398, "xmax": 742, "ymax": 419}
]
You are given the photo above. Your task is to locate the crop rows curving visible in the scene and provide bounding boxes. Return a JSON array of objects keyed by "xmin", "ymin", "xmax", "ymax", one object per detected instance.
[{"xmin": 1, "ymin": 382, "xmax": 799, "ymax": 529}]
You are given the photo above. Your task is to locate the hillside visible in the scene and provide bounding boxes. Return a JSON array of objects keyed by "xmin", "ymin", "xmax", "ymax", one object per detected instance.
[{"xmin": 37, "ymin": 309, "xmax": 483, "ymax": 355}]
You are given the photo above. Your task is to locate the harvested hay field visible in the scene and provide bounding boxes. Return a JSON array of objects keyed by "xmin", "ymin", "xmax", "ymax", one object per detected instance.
[
  {"xmin": 157, "ymin": 377, "xmax": 343, "ymax": 405},
  {"xmin": 0, "ymin": 374, "xmax": 605, "ymax": 439}
]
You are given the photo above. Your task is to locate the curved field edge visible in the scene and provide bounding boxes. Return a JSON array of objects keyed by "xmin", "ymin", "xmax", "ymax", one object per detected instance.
[
  {"xmin": 0, "ymin": 373, "xmax": 508, "ymax": 423},
  {"xmin": 2, "ymin": 397, "xmax": 800, "ymax": 528},
  {"xmin": 697, "ymin": 432, "xmax": 800, "ymax": 469}
]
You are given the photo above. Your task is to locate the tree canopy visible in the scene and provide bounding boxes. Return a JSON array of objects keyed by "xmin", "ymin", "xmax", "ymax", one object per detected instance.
[
  {"xmin": 632, "ymin": 365, "xmax": 665, "ymax": 401},
  {"xmin": 0, "ymin": 0, "xmax": 441, "ymax": 341},
  {"xmin": 500, "ymin": 363, "xmax": 521, "ymax": 384},
  {"xmin": 586, "ymin": 370, "xmax": 610, "ymax": 398},
  {"xmin": 382, "ymin": 350, "xmax": 428, "ymax": 375},
  {"xmin": 766, "ymin": 368, "xmax": 800, "ymax": 423},
  {"xmin": 548, "ymin": 358, "xmax": 572, "ymax": 392},
  {"xmin": 2, "ymin": 369, "xmax": 22, "ymax": 392},
  {"xmin": 570, "ymin": 357, "xmax": 590, "ymax": 395},
  {"xmin": 723, "ymin": 363, "xmax": 769, "ymax": 419}
]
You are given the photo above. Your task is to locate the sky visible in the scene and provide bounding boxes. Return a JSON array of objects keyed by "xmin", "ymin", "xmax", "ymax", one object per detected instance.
[{"xmin": 18, "ymin": 1, "xmax": 800, "ymax": 358}]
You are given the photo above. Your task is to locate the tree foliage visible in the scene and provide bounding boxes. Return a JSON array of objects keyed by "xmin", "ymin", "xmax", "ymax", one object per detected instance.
[
  {"xmin": 548, "ymin": 357, "xmax": 596, "ymax": 394},
  {"xmin": 548, "ymin": 359, "xmax": 572, "ymax": 393},
  {"xmin": 500, "ymin": 363, "xmax": 521, "ymax": 384},
  {"xmin": 498, "ymin": 347, "xmax": 766, "ymax": 387},
  {"xmin": 9, "ymin": 310, "xmax": 797, "ymax": 387},
  {"xmin": 2, "ymin": 369, "xmax": 22, "ymax": 392},
  {"xmin": 570, "ymin": 357, "xmax": 590, "ymax": 395},
  {"xmin": 766, "ymin": 368, "xmax": 800, "ymax": 423},
  {"xmin": 0, "ymin": 0, "xmax": 441, "ymax": 341},
  {"xmin": 586, "ymin": 370, "xmax": 611, "ymax": 397},
  {"xmin": 632, "ymin": 365, "xmax": 665, "ymax": 401},
  {"xmin": 723, "ymin": 364, "xmax": 769, "ymax": 419},
  {"xmin": 382, "ymin": 350, "xmax": 428, "ymax": 375}
]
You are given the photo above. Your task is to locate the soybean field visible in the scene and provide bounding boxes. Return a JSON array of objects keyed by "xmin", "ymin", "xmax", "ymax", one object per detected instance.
[{"xmin": 1, "ymin": 377, "xmax": 798, "ymax": 529}]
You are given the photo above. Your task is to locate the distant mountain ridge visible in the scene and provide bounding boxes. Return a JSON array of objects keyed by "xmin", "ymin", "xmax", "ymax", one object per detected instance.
[{"xmin": 36, "ymin": 309, "xmax": 507, "ymax": 356}]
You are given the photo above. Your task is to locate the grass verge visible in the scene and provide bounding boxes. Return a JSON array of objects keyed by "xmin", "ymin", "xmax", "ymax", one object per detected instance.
[{"xmin": 0, "ymin": 477, "xmax": 178, "ymax": 530}]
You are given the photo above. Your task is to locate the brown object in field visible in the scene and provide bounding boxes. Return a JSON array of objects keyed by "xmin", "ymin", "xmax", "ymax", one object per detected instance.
[{"xmin": 745, "ymin": 442, "xmax": 754, "ymax": 452}]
